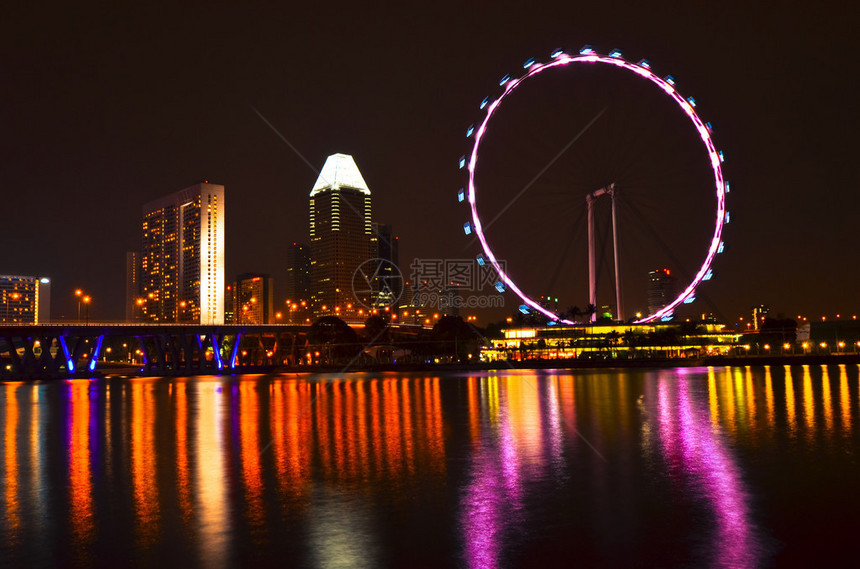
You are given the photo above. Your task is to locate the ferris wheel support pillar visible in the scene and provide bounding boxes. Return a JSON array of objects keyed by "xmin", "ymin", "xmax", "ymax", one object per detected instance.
[
  {"xmin": 587, "ymin": 193, "xmax": 597, "ymax": 322},
  {"xmin": 610, "ymin": 184, "xmax": 623, "ymax": 321},
  {"xmin": 586, "ymin": 183, "xmax": 621, "ymax": 323}
]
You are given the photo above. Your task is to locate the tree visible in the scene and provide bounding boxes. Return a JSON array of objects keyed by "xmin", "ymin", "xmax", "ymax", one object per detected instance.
[
  {"xmin": 363, "ymin": 314, "xmax": 390, "ymax": 343},
  {"xmin": 309, "ymin": 316, "xmax": 360, "ymax": 362},
  {"xmin": 432, "ymin": 315, "xmax": 478, "ymax": 362}
]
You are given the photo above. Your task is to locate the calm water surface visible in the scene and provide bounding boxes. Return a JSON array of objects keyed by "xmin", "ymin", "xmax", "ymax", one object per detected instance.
[{"xmin": 2, "ymin": 365, "xmax": 860, "ymax": 568}]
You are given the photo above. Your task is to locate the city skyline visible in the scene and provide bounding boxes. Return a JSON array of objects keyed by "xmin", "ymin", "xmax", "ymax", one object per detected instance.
[{"xmin": 1, "ymin": 2, "xmax": 857, "ymax": 324}]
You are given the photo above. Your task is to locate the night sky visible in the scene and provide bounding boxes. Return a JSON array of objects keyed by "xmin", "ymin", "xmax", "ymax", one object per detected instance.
[{"xmin": 2, "ymin": 1, "xmax": 857, "ymax": 323}]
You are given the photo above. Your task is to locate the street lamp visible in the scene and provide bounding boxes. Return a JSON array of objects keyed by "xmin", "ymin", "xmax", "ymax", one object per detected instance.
[
  {"xmin": 5, "ymin": 291, "xmax": 21, "ymax": 322},
  {"xmin": 83, "ymin": 295, "xmax": 91, "ymax": 325},
  {"xmin": 75, "ymin": 289, "xmax": 84, "ymax": 321}
]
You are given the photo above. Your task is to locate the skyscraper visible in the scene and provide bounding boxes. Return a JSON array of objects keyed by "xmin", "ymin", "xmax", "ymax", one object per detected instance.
[
  {"xmin": 647, "ymin": 268, "xmax": 675, "ymax": 315},
  {"xmin": 285, "ymin": 242, "xmax": 311, "ymax": 303},
  {"xmin": 309, "ymin": 154, "xmax": 372, "ymax": 319},
  {"xmin": 369, "ymin": 222, "xmax": 402, "ymax": 308},
  {"xmin": 140, "ymin": 182, "xmax": 225, "ymax": 324}
]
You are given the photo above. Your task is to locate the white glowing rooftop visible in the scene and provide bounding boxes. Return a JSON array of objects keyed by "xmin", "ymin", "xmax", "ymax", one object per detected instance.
[{"xmin": 310, "ymin": 153, "xmax": 370, "ymax": 196}]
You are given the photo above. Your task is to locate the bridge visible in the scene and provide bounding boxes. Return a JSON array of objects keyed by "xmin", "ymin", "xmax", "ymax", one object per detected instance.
[{"xmin": 0, "ymin": 323, "xmax": 313, "ymax": 380}]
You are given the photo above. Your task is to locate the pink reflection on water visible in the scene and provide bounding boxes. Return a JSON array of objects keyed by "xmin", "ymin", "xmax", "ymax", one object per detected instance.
[
  {"xmin": 658, "ymin": 377, "xmax": 760, "ymax": 568},
  {"xmin": 461, "ymin": 382, "xmax": 525, "ymax": 569}
]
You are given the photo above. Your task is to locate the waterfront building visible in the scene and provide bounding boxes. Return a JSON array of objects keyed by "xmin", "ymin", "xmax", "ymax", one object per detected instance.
[
  {"xmin": 139, "ymin": 182, "xmax": 225, "ymax": 324},
  {"xmin": 225, "ymin": 283, "xmax": 236, "ymax": 323},
  {"xmin": 482, "ymin": 321, "xmax": 739, "ymax": 361},
  {"xmin": 752, "ymin": 304, "xmax": 769, "ymax": 331},
  {"xmin": 0, "ymin": 275, "xmax": 50, "ymax": 324},
  {"xmin": 647, "ymin": 268, "xmax": 675, "ymax": 315},
  {"xmin": 309, "ymin": 153, "xmax": 372, "ymax": 320},
  {"xmin": 232, "ymin": 273, "xmax": 274, "ymax": 324}
]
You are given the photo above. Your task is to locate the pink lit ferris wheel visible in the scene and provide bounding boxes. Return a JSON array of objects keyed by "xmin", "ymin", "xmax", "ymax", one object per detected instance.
[{"xmin": 459, "ymin": 47, "xmax": 728, "ymax": 324}]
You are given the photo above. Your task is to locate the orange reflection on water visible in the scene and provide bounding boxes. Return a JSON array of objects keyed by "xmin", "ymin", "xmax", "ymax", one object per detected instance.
[
  {"xmin": 723, "ymin": 368, "xmax": 739, "ymax": 435},
  {"xmin": 784, "ymin": 366, "xmax": 797, "ymax": 436},
  {"xmin": 708, "ymin": 368, "xmax": 719, "ymax": 428},
  {"xmin": 764, "ymin": 367, "xmax": 775, "ymax": 430},
  {"xmin": 3, "ymin": 383, "xmax": 21, "ymax": 538},
  {"xmin": 239, "ymin": 381, "xmax": 265, "ymax": 531},
  {"xmin": 744, "ymin": 367, "xmax": 757, "ymax": 431},
  {"xmin": 308, "ymin": 376, "xmax": 445, "ymax": 484},
  {"xmin": 131, "ymin": 380, "xmax": 159, "ymax": 544},
  {"xmin": 68, "ymin": 380, "xmax": 93, "ymax": 544},
  {"xmin": 801, "ymin": 366, "xmax": 816, "ymax": 438},
  {"xmin": 194, "ymin": 382, "xmax": 229, "ymax": 567},
  {"xmin": 839, "ymin": 365, "xmax": 851, "ymax": 433},
  {"xmin": 175, "ymin": 381, "xmax": 191, "ymax": 523},
  {"xmin": 270, "ymin": 380, "xmax": 312, "ymax": 498},
  {"xmin": 503, "ymin": 376, "xmax": 543, "ymax": 468},
  {"xmin": 821, "ymin": 366, "xmax": 834, "ymax": 435}
]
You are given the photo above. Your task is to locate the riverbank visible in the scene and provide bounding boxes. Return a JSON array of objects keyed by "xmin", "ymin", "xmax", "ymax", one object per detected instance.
[{"xmin": 78, "ymin": 352, "xmax": 860, "ymax": 380}]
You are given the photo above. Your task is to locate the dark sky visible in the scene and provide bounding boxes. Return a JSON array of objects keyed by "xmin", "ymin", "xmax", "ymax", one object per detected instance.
[{"xmin": 2, "ymin": 1, "xmax": 857, "ymax": 323}]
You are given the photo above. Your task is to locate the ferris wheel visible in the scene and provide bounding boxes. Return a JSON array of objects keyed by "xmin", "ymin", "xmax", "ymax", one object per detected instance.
[{"xmin": 459, "ymin": 46, "xmax": 728, "ymax": 324}]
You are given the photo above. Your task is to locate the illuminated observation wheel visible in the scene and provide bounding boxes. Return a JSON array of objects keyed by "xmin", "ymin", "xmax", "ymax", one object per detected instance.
[{"xmin": 460, "ymin": 47, "xmax": 728, "ymax": 324}]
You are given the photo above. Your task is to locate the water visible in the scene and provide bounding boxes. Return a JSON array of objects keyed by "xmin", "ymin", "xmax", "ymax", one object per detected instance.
[{"xmin": 2, "ymin": 365, "xmax": 860, "ymax": 568}]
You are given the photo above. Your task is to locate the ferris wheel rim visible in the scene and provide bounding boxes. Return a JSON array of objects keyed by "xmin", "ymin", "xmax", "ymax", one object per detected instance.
[{"xmin": 465, "ymin": 50, "xmax": 726, "ymax": 324}]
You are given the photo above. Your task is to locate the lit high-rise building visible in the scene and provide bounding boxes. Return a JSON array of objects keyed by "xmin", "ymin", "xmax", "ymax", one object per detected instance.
[
  {"xmin": 309, "ymin": 154, "xmax": 372, "ymax": 319},
  {"xmin": 368, "ymin": 222, "xmax": 402, "ymax": 308},
  {"xmin": 647, "ymin": 268, "xmax": 675, "ymax": 315},
  {"xmin": 286, "ymin": 242, "xmax": 311, "ymax": 304},
  {"xmin": 233, "ymin": 273, "xmax": 274, "ymax": 324},
  {"xmin": 0, "ymin": 275, "xmax": 50, "ymax": 324},
  {"xmin": 140, "ymin": 182, "xmax": 225, "ymax": 324}
]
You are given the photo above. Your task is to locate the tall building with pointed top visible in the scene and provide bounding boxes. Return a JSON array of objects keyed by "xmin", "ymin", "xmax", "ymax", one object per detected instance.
[
  {"xmin": 309, "ymin": 153, "xmax": 372, "ymax": 319},
  {"xmin": 140, "ymin": 182, "xmax": 225, "ymax": 324}
]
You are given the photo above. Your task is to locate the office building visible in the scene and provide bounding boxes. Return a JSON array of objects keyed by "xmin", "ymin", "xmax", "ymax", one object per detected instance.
[
  {"xmin": 309, "ymin": 153, "xmax": 372, "ymax": 320},
  {"xmin": 139, "ymin": 182, "xmax": 225, "ymax": 324},
  {"xmin": 0, "ymin": 275, "xmax": 50, "ymax": 324},
  {"xmin": 285, "ymin": 242, "xmax": 311, "ymax": 304},
  {"xmin": 232, "ymin": 273, "xmax": 274, "ymax": 324},
  {"xmin": 647, "ymin": 268, "xmax": 675, "ymax": 315},
  {"xmin": 369, "ymin": 222, "xmax": 402, "ymax": 308}
]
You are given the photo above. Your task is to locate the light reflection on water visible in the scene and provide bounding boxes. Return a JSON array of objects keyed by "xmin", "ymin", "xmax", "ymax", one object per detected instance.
[{"xmin": 0, "ymin": 366, "xmax": 859, "ymax": 568}]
